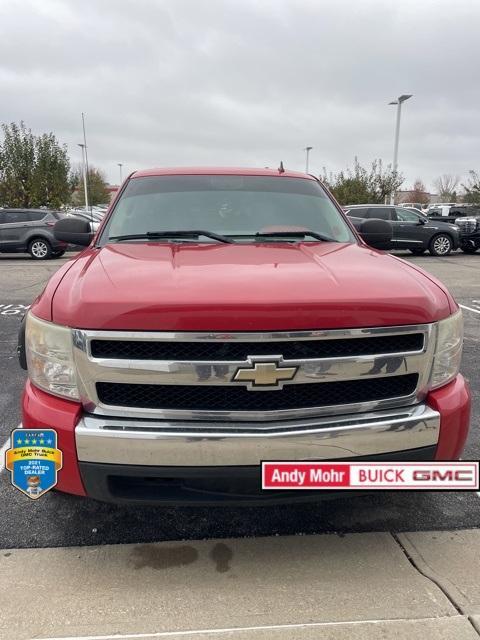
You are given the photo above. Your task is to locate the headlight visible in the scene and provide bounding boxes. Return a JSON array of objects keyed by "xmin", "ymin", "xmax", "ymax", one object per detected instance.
[
  {"xmin": 26, "ymin": 313, "xmax": 79, "ymax": 399},
  {"xmin": 430, "ymin": 309, "xmax": 463, "ymax": 390}
]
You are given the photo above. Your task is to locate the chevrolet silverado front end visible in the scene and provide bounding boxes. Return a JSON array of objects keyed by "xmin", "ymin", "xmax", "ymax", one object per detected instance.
[{"xmin": 19, "ymin": 168, "xmax": 471, "ymax": 503}]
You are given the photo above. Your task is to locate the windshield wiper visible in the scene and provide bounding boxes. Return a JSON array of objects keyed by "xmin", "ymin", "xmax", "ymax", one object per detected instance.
[
  {"xmin": 109, "ymin": 230, "xmax": 234, "ymax": 244},
  {"xmin": 254, "ymin": 230, "xmax": 336, "ymax": 242}
]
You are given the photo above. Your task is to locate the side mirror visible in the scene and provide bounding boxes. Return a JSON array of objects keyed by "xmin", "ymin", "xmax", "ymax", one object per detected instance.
[
  {"xmin": 417, "ymin": 217, "xmax": 426, "ymax": 225},
  {"xmin": 54, "ymin": 217, "xmax": 94, "ymax": 246},
  {"xmin": 358, "ymin": 218, "xmax": 392, "ymax": 250}
]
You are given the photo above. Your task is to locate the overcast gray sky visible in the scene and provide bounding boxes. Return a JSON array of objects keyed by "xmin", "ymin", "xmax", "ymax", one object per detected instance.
[{"xmin": 0, "ymin": 0, "xmax": 478, "ymax": 191}]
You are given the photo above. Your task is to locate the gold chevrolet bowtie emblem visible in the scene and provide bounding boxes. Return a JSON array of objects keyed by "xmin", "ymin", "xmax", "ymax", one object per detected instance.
[{"xmin": 233, "ymin": 360, "xmax": 298, "ymax": 390}]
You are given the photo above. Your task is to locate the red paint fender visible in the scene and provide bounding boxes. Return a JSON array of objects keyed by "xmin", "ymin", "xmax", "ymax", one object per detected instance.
[
  {"xmin": 22, "ymin": 381, "xmax": 86, "ymax": 496},
  {"xmin": 427, "ymin": 374, "xmax": 472, "ymax": 460}
]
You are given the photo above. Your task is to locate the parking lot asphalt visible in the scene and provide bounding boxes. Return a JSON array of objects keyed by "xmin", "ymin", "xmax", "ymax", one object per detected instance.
[{"xmin": 0, "ymin": 251, "xmax": 478, "ymax": 550}]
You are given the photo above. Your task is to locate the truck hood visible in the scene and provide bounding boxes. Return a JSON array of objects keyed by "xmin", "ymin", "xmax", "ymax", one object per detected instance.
[{"xmin": 48, "ymin": 242, "xmax": 453, "ymax": 331}]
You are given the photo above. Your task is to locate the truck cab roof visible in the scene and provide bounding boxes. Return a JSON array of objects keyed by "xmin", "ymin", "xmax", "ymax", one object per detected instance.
[{"xmin": 131, "ymin": 166, "xmax": 315, "ymax": 180}]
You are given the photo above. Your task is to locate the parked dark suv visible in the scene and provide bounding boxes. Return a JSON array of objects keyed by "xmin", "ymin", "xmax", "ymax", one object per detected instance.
[
  {"xmin": 0, "ymin": 209, "xmax": 68, "ymax": 259},
  {"xmin": 345, "ymin": 205, "xmax": 460, "ymax": 256}
]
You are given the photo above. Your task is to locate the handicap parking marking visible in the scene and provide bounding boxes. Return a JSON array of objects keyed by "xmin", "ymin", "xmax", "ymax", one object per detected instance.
[{"xmin": 0, "ymin": 303, "xmax": 30, "ymax": 316}]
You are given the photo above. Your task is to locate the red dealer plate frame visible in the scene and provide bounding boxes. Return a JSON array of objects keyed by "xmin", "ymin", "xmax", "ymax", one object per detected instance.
[{"xmin": 261, "ymin": 461, "xmax": 480, "ymax": 491}]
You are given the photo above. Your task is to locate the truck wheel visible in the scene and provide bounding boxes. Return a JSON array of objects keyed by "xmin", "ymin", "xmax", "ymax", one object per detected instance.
[
  {"xmin": 461, "ymin": 244, "xmax": 478, "ymax": 254},
  {"xmin": 409, "ymin": 248, "xmax": 426, "ymax": 255},
  {"xmin": 429, "ymin": 234, "xmax": 453, "ymax": 256},
  {"xmin": 28, "ymin": 238, "xmax": 52, "ymax": 260}
]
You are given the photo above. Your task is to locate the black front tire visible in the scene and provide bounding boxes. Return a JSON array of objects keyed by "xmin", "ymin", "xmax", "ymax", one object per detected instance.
[
  {"xmin": 28, "ymin": 238, "xmax": 52, "ymax": 260},
  {"xmin": 429, "ymin": 234, "xmax": 453, "ymax": 256},
  {"xmin": 461, "ymin": 244, "xmax": 478, "ymax": 254},
  {"xmin": 409, "ymin": 248, "xmax": 426, "ymax": 255}
]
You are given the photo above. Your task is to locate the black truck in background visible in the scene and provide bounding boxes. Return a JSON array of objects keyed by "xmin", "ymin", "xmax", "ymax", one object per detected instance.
[{"xmin": 427, "ymin": 205, "xmax": 480, "ymax": 254}]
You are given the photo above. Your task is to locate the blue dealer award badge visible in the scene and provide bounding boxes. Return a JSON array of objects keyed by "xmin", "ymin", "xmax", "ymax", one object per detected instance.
[{"xmin": 5, "ymin": 429, "xmax": 62, "ymax": 499}]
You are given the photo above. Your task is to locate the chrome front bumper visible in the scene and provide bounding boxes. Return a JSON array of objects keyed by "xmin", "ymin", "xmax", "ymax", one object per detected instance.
[{"xmin": 75, "ymin": 403, "xmax": 440, "ymax": 467}]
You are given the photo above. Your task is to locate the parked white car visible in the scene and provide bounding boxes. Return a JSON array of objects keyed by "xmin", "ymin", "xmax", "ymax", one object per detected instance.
[{"xmin": 66, "ymin": 208, "xmax": 106, "ymax": 233}]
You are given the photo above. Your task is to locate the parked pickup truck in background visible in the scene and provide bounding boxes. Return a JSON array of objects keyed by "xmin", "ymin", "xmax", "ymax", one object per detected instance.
[
  {"xmin": 455, "ymin": 216, "xmax": 480, "ymax": 253},
  {"xmin": 427, "ymin": 204, "xmax": 480, "ymax": 221},
  {"xmin": 18, "ymin": 167, "xmax": 471, "ymax": 504},
  {"xmin": 424, "ymin": 205, "xmax": 480, "ymax": 254}
]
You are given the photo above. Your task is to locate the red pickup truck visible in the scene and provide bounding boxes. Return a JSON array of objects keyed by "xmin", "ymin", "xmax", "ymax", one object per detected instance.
[{"xmin": 19, "ymin": 167, "xmax": 471, "ymax": 503}]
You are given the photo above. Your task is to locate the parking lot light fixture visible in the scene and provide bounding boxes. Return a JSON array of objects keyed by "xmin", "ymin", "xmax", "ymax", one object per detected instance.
[
  {"xmin": 389, "ymin": 94, "xmax": 412, "ymax": 204},
  {"xmin": 304, "ymin": 146, "xmax": 313, "ymax": 174},
  {"xmin": 118, "ymin": 163, "xmax": 123, "ymax": 184}
]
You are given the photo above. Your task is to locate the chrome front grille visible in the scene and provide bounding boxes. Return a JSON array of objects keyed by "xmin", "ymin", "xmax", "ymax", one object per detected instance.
[
  {"xmin": 456, "ymin": 217, "xmax": 479, "ymax": 234},
  {"xmin": 72, "ymin": 325, "xmax": 436, "ymax": 422}
]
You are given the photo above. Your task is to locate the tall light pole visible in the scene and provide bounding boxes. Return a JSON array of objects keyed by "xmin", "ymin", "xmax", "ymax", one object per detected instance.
[
  {"xmin": 118, "ymin": 163, "xmax": 123, "ymax": 184},
  {"xmin": 77, "ymin": 143, "xmax": 89, "ymax": 211},
  {"xmin": 304, "ymin": 146, "xmax": 313, "ymax": 174},
  {"xmin": 81, "ymin": 112, "xmax": 93, "ymax": 221},
  {"xmin": 388, "ymin": 94, "xmax": 412, "ymax": 204}
]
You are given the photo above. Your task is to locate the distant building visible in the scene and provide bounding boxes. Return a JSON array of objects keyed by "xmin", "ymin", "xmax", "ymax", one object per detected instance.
[
  {"xmin": 395, "ymin": 189, "xmax": 434, "ymax": 205},
  {"xmin": 71, "ymin": 184, "xmax": 120, "ymax": 205},
  {"xmin": 106, "ymin": 185, "xmax": 119, "ymax": 202}
]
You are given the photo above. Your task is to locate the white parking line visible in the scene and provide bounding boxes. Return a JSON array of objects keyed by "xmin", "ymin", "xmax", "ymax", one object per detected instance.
[
  {"xmin": 32, "ymin": 617, "xmax": 464, "ymax": 640},
  {"xmin": 459, "ymin": 303, "xmax": 480, "ymax": 315}
]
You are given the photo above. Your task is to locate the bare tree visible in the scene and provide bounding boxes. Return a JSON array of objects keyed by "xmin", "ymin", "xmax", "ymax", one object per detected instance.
[
  {"xmin": 410, "ymin": 179, "xmax": 429, "ymax": 205},
  {"xmin": 434, "ymin": 174, "xmax": 459, "ymax": 202},
  {"xmin": 397, "ymin": 180, "xmax": 429, "ymax": 205},
  {"xmin": 461, "ymin": 170, "xmax": 480, "ymax": 204}
]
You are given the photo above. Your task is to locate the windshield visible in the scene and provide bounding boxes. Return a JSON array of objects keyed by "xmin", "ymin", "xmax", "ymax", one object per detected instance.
[{"xmin": 101, "ymin": 175, "xmax": 355, "ymax": 243}]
